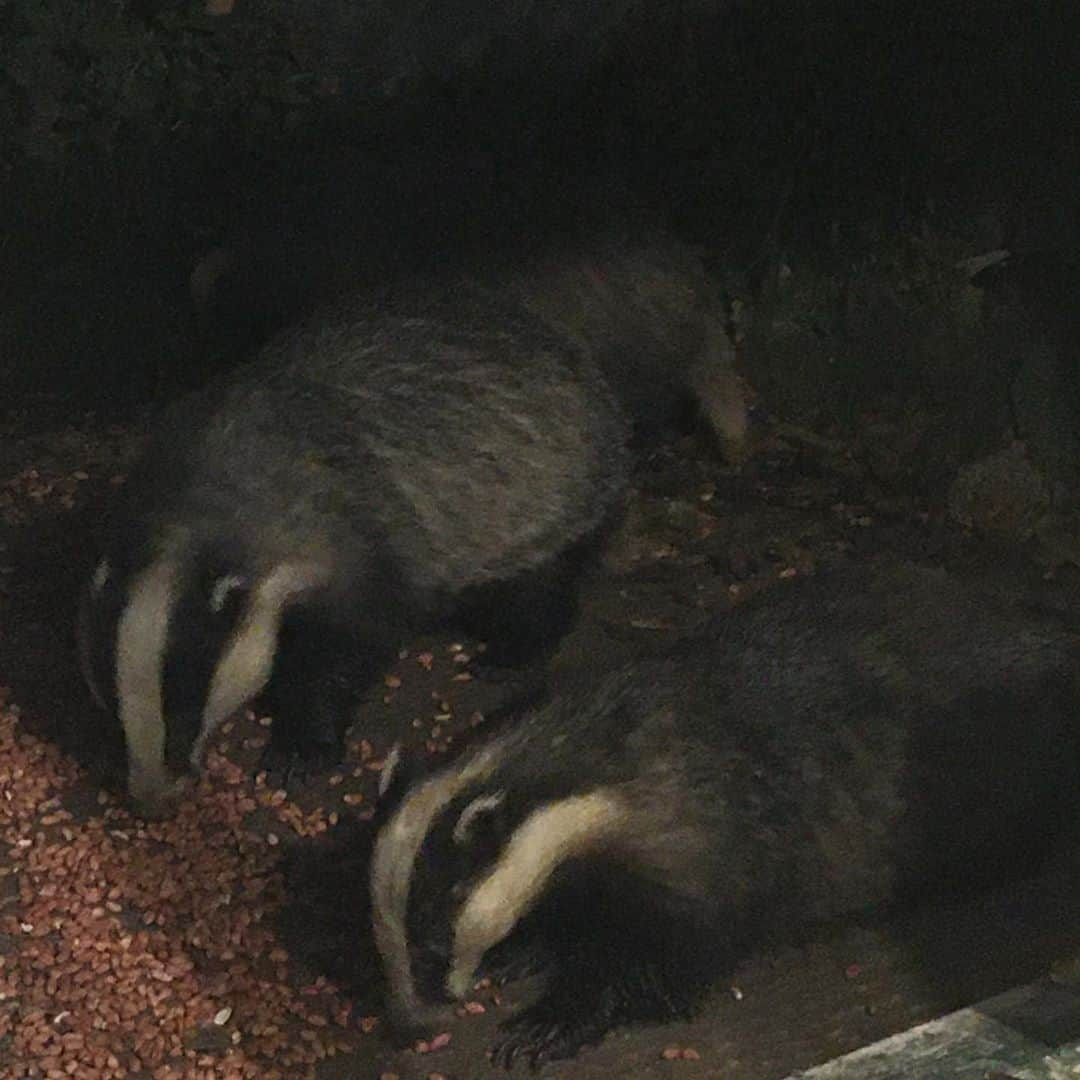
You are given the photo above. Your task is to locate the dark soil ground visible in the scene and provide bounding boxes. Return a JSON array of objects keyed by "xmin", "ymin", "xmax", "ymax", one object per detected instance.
[{"xmin": 2, "ymin": 405, "xmax": 1079, "ymax": 1078}]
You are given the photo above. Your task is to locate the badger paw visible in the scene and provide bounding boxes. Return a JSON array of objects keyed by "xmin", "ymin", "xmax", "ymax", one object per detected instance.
[
  {"xmin": 463, "ymin": 656, "xmax": 522, "ymax": 686},
  {"xmin": 490, "ymin": 1004, "xmax": 607, "ymax": 1069},
  {"xmin": 481, "ymin": 938, "xmax": 551, "ymax": 986},
  {"xmin": 259, "ymin": 736, "xmax": 341, "ymax": 790}
]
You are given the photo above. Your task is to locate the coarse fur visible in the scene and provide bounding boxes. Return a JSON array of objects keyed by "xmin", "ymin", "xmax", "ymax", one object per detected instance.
[
  {"xmin": 369, "ymin": 560, "xmax": 1080, "ymax": 1066},
  {"xmin": 79, "ymin": 264, "xmax": 632, "ymax": 817},
  {"xmin": 485, "ymin": 228, "xmax": 749, "ymax": 453}
]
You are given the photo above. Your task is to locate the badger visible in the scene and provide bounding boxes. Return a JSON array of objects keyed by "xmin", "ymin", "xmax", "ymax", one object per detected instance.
[
  {"xmin": 489, "ymin": 230, "xmax": 750, "ymax": 456},
  {"xmin": 77, "ymin": 264, "xmax": 635, "ymax": 819},
  {"xmin": 369, "ymin": 560, "xmax": 1080, "ymax": 1066},
  {"xmin": 191, "ymin": 227, "xmax": 751, "ymax": 457}
]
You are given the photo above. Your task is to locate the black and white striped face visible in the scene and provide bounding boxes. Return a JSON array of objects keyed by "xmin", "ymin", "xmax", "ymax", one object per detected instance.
[
  {"xmin": 78, "ymin": 534, "xmax": 324, "ymax": 818},
  {"xmin": 369, "ymin": 740, "xmax": 627, "ymax": 1033}
]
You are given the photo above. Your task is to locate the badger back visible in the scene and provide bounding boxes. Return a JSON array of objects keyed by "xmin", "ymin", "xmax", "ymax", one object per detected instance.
[
  {"xmin": 254, "ymin": 289, "xmax": 633, "ymax": 593},
  {"xmin": 79, "ymin": 283, "xmax": 632, "ymax": 817}
]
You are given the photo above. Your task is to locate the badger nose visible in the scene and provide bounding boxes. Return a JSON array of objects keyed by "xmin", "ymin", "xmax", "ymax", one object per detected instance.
[
  {"xmin": 129, "ymin": 771, "xmax": 192, "ymax": 820},
  {"xmin": 383, "ymin": 997, "xmax": 448, "ymax": 1048}
]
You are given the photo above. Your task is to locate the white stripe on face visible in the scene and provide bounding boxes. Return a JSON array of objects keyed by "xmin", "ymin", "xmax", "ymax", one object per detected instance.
[
  {"xmin": 115, "ymin": 554, "xmax": 183, "ymax": 816},
  {"xmin": 193, "ymin": 561, "xmax": 328, "ymax": 768},
  {"xmin": 370, "ymin": 745, "xmax": 500, "ymax": 1026},
  {"xmin": 446, "ymin": 789, "xmax": 626, "ymax": 999}
]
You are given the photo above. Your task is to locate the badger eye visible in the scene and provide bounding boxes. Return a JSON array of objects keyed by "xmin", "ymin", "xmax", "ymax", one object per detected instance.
[{"xmin": 208, "ymin": 574, "xmax": 248, "ymax": 615}]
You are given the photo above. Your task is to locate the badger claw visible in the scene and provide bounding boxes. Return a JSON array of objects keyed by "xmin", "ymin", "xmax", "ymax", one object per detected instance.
[
  {"xmin": 491, "ymin": 1004, "xmax": 606, "ymax": 1069},
  {"xmin": 258, "ymin": 736, "xmax": 341, "ymax": 790},
  {"xmin": 463, "ymin": 657, "xmax": 521, "ymax": 685},
  {"xmin": 480, "ymin": 939, "xmax": 550, "ymax": 986}
]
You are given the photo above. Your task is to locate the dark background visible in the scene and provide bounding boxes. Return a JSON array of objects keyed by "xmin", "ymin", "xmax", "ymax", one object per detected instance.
[{"xmin": 2, "ymin": 0, "xmax": 1076, "ymax": 428}]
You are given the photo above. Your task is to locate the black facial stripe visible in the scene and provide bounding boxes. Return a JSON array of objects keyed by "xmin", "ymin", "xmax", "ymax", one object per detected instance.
[
  {"xmin": 161, "ymin": 569, "xmax": 251, "ymax": 773},
  {"xmin": 82, "ymin": 582, "xmax": 124, "ymax": 713},
  {"xmin": 404, "ymin": 787, "xmax": 520, "ymax": 1004}
]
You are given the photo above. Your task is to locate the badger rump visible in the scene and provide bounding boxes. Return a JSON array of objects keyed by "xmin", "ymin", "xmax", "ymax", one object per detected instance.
[
  {"xmin": 78, "ymin": 261, "xmax": 633, "ymax": 818},
  {"xmin": 367, "ymin": 560, "xmax": 1080, "ymax": 1066},
  {"xmin": 491, "ymin": 227, "xmax": 751, "ymax": 456}
]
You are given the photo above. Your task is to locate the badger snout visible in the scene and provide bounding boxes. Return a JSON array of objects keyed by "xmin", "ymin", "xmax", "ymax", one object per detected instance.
[
  {"xmin": 128, "ymin": 765, "xmax": 192, "ymax": 820},
  {"xmin": 383, "ymin": 995, "xmax": 451, "ymax": 1048}
]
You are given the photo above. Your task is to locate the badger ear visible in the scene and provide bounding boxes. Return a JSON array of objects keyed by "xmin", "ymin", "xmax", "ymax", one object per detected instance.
[
  {"xmin": 374, "ymin": 742, "xmax": 429, "ymax": 817},
  {"xmin": 208, "ymin": 573, "xmax": 249, "ymax": 613},
  {"xmin": 452, "ymin": 790, "xmax": 506, "ymax": 846},
  {"xmin": 378, "ymin": 742, "xmax": 406, "ymax": 800},
  {"xmin": 89, "ymin": 557, "xmax": 112, "ymax": 598}
]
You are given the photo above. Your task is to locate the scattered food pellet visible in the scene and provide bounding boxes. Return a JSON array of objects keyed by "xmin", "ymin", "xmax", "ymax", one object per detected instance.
[
  {"xmin": 661, "ymin": 1045, "xmax": 701, "ymax": 1061},
  {"xmin": 414, "ymin": 1031, "xmax": 452, "ymax": 1054}
]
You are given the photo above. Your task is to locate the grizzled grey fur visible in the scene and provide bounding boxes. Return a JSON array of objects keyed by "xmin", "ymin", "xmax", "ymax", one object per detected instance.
[
  {"xmin": 370, "ymin": 560, "xmax": 1080, "ymax": 1066},
  {"xmin": 80, "ymin": 248, "xmax": 644, "ymax": 817}
]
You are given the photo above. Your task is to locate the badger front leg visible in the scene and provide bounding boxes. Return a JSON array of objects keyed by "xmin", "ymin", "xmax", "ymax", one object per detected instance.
[
  {"xmin": 489, "ymin": 907, "xmax": 718, "ymax": 1068},
  {"xmin": 490, "ymin": 950, "xmax": 713, "ymax": 1068},
  {"xmin": 260, "ymin": 614, "xmax": 393, "ymax": 781}
]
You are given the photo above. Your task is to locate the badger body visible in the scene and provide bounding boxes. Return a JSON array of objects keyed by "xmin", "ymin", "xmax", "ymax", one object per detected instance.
[
  {"xmin": 370, "ymin": 561, "xmax": 1080, "ymax": 1065},
  {"xmin": 486, "ymin": 228, "xmax": 748, "ymax": 453},
  {"xmin": 79, "ymin": 266, "xmax": 633, "ymax": 818}
]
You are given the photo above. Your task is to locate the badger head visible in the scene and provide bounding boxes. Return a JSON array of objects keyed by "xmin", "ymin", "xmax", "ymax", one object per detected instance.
[
  {"xmin": 369, "ymin": 735, "xmax": 629, "ymax": 1036},
  {"xmin": 77, "ymin": 528, "xmax": 330, "ymax": 818}
]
